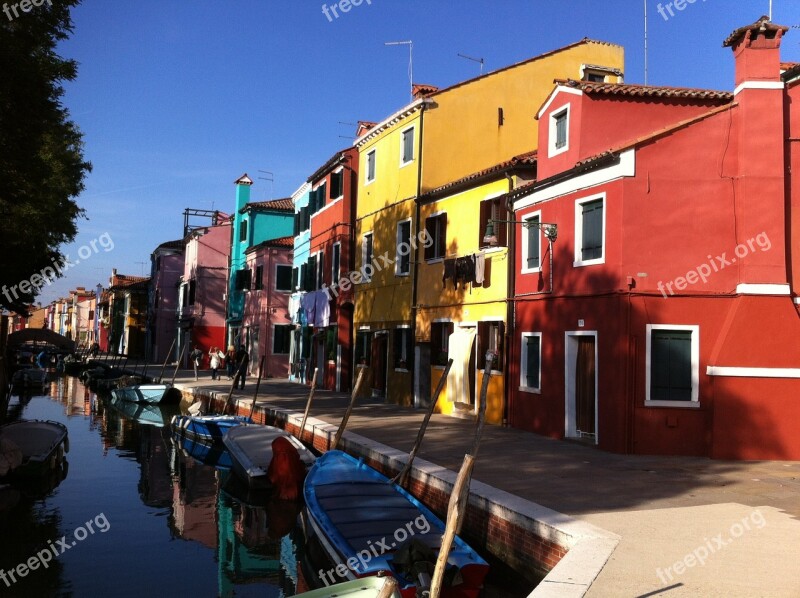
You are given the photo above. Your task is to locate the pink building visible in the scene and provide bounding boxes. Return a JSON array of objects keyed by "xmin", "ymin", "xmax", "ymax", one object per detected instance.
[
  {"xmin": 241, "ymin": 236, "xmax": 294, "ymax": 378},
  {"xmin": 180, "ymin": 222, "xmax": 231, "ymax": 364}
]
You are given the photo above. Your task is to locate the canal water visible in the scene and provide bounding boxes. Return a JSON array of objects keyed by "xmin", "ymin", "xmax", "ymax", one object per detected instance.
[{"xmin": 1, "ymin": 376, "xmax": 531, "ymax": 597}]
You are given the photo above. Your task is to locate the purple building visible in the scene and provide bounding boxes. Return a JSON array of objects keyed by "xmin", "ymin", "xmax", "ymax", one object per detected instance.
[{"xmin": 148, "ymin": 240, "xmax": 185, "ymax": 363}]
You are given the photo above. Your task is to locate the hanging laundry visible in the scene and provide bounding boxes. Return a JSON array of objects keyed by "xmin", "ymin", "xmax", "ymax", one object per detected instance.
[
  {"xmin": 314, "ymin": 290, "xmax": 330, "ymax": 327},
  {"xmin": 474, "ymin": 252, "xmax": 485, "ymax": 285},
  {"xmin": 443, "ymin": 258, "xmax": 457, "ymax": 289},
  {"xmin": 300, "ymin": 292, "xmax": 316, "ymax": 327}
]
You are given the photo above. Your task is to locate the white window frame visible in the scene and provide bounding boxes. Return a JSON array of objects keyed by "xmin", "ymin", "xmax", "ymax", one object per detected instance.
[
  {"xmin": 399, "ymin": 125, "xmax": 416, "ymax": 167},
  {"xmin": 395, "ymin": 218, "xmax": 412, "ymax": 276},
  {"xmin": 425, "ymin": 210, "xmax": 446, "ymax": 263},
  {"xmin": 394, "ymin": 324, "xmax": 411, "ymax": 372},
  {"xmin": 520, "ymin": 210, "xmax": 542, "ymax": 274},
  {"xmin": 365, "ymin": 149, "xmax": 376, "ymax": 185},
  {"xmin": 274, "ymin": 263, "xmax": 293, "ymax": 293},
  {"xmin": 645, "ymin": 324, "xmax": 700, "ymax": 408},
  {"xmin": 574, "ymin": 193, "xmax": 606, "ymax": 268},
  {"xmin": 549, "ymin": 104, "xmax": 570, "ymax": 157},
  {"xmin": 520, "ymin": 332, "xmax": 542, "ymax": 394},
  {"xmin": 362, "ymin": 232, "xmax": 374, "ymax": 282},
  {"xmin": 332, "ymin": 242, "xmax": 341, "ymax": 283}
]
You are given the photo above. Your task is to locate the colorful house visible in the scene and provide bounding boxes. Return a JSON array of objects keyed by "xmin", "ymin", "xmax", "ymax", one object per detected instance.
[
  {"xmin": 148, "ymin": 239, "xmax": 184, "ymax": 364},
  {"xmin": 305, "ymin": 147, "xmax": 359, "ymax": 392},
  {"xmin": 179, "ymin": 222, "xmax": 230, "ymax": 364},
  {"xmin": 288, "ymin": 182, "xmax": 312, "ymax": 383},
  {"xmin": 352, "ymin": 38, "xmax": 624, "ymax": 412},
  {"xmin": 107, "ymin": 271, "xmax": 149, "ymax": 357},
  {"xmin": 241, "ymin": 231, "xmax": 294, "ymax": 378},
  {"xmin": 509, "ymin": 16, "xmax": 800, "ymax": 460}
]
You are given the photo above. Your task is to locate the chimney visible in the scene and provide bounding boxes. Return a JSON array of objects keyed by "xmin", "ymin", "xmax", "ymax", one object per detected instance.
[{"xmin": 723, "ymin": 17, "xmax": 790, "ymax": 290}]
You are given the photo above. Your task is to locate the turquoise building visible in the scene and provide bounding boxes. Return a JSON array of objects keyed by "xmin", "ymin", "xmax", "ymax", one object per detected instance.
[{"xmin": 288, "ymin": 181, "xmax": 311, "ymax": 382}]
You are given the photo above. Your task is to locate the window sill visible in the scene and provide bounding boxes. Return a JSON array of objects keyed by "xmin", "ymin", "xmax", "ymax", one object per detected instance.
[
  {"xmin": 645, "ymin": 400, "xmax": 700, "ymax": 409},
  {"xmin": 394, "ymin": 271, "xmax": 410, "ymax": 277},
  {"xmin": 573, "ymin": 257, "xmax": 605, "ymax": 268},
  {"xmin": 518, "ymin": 386, "xmax": 541, "ymax": 394},
  {"xmin": 399, "ymin": 159, "xmax": 415, "ymax": 169},
  {"xmin": 521, "ymin": 267, "xmax": 542, "ymax": 275},
  {"xmin": 479, "ymin": 246, "xmax": 507, "ymax": 254},
  {"xmin": 426, "ymin": 258, "xmax": 444, "ymax": 264}
]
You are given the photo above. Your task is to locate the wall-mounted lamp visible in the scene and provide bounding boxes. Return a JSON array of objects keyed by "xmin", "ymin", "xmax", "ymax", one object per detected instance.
[{"xmin": 483, "ymin": 219, "xmax": 558, "ymax": 246}]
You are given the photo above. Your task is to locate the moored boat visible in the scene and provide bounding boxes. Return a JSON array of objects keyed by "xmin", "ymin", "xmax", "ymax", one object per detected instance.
[
  {"xmin": 303, "ymin": 451, "xmax": 489, "ymax": 598},
  {"xmin": 172, "ymin": 432, "xmax": 234, "ymax": 469},
  {"xmin": 291, "ymin": 576, "xmax": 401, "ymax": 598},
  {"xmin": 111, "ymin": 383, "xmax": 179, "ymax": 405},
  {"xmin": 223, "ymin": 424, "xmax": 315, "ymax": 495},
  {"xmin": 106, "ymin": 394, "xmax": 180, "ymax": 428},
  {"xmin": 171, "ymin": 414, "xmax": 252, "ymax": 445},
  {"xmin": 0, "ymin": 420, "xmax": 69, "ymax": 478}
]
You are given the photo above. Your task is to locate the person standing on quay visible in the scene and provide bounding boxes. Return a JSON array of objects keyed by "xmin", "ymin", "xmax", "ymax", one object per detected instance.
[
  {"xmin": 189, "ymin": 345, "xmax": 203, "ymax": 381},
  {"xmin": 209, "ymin": 346, "xmax": 223, "ymax": 380},
  {"xmin": 235, "ymin": 345, "xmax": 249, "ymax": 390},
  {"xmin": 226, "ymin": 345, "xmax": 236, "ymax": 380}
]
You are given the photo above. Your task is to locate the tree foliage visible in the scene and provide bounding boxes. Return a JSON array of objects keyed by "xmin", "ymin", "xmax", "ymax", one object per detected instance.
[{"xmin": 0, "ymin": 1, "xmax": 91, "ymax": 314}]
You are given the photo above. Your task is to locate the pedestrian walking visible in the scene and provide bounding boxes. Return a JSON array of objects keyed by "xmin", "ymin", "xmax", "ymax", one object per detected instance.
[
  {"xmin": 189, "ymin": 346, "xmax": 203, "ymax": 381},
  {"xmin": 209, "ymin": 346, "xmax": 224, "ymax": 380},
  {"xmin": 226, "ymin": 345, "xmax": 236, "ymax": 379},
  {"xmin": 235, "ymin": 345, "xmax": 249, "ymax": 390}
]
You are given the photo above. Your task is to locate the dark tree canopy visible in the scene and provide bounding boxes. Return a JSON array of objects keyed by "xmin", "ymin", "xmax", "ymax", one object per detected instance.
[{"xmin": 0, "ymin": 0, "xmax": 90, "ymax": 314}]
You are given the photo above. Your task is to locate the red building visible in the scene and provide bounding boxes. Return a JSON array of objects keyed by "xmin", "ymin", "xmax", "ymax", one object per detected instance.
[
  {"xmin": 306, "ymin": 147, "xmax": 359, "ymax": 391},
  {"xmin": 509, "ymin": 16, "xmax": 800, "ymax": 460}
]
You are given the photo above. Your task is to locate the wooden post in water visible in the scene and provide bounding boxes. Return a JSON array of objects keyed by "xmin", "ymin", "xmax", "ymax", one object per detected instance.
[
  {"xmin": 171, "ymin": 343, "xmax": 187, "ymax": 386},
  {"xmin": 392, "ymin": 358, "xmax": 453, "ymax": 487},
  {"xmin": 156, "ymin": 338, "xmax": 176, "ymax": 383},
  {"xmin": 331, "ymin": 368, "xmax": 366, "ymax": 450},
  {"xmin": 223, "ymin": 357, "xmax": 249, "ymax": 415},
  {"xmin": 429, "ymin": 353, "xmax": 493, "ymax": 598},
  {"xmin": 376, "ymin": 576, "xmax": 399, "ymax": 598},
  {"xmin": 298, "ymin": 368, "xmax": 319, "ymax": 443},
  {"xmin": 248, "ymin": 355, "xmax": 266, "ymax": 419}
]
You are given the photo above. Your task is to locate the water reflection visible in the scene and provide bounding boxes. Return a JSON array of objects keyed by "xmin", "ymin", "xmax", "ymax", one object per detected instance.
[{"xmin": 1, "ymin": 379, "xmax": 301, "ymax": 597}]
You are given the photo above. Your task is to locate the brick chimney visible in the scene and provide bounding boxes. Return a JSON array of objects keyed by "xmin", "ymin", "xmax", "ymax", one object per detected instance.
[{"xmin": 724, "ymin": 16, "xmax": 790, "ymax": 291}]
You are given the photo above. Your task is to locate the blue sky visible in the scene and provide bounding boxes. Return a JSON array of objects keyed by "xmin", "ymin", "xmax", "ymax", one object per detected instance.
[{"xmin": 39, "ymin": 0, "xmax": 800, "ymax": 303}]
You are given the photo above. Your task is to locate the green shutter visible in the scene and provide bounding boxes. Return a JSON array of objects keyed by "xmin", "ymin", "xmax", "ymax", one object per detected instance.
[
  {"xmin": 526, "ymin": 336, "xmax": 540, "ymax": 389},
  {"xmin": 581, "ymin": 200, "xmax": 603, "ymax": 261},
  {"xmin": 651, "ymin": 330, "xmax": 692, "ymax": 401}
]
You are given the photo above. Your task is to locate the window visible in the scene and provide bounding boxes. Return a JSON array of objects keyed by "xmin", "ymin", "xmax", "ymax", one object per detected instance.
[
  {"xmin": 576, "ymin": 196, "xmax": 605, "ymax": 265},
  {"xmin": 306, "ymin": 255, "xmax": 317, "ymax": 291},
  {"xmin": 366, "ymin": 149, "xmax": 376, "ymax": 183},
  {"xmin": 586, "ymin": 72, "xmax": 605, "ymax": 82},
  {"xmin": 646, "ymin": 325, "xmax": 699, "ymax": 405},
  {"xmin": 239, "ymin": 219, "xmax": 248, "ymax": 243},
  {"xmin": 549, "ymin": 105, "xmax": 570, "ymax": 157},
  {"xmin": 401, "ymin": 127, "xmax": 414, "ymax": 165},
  {"xmin": 362, "ymin": 233, "xmax": 374, "ymax": 281},
  {"xmin": 292, "ymin": 267, "xmax": 299, "ymax": 291},
  {"xmin": 394, "ymin": 328, "xmax": 412, "ymax": 369},
  {"xmin": 522, "ymin": 213, "xmax": 541, "ymax": 272},
  {"xmin": 275, "ymin": 264, "xmax": 292, "ymax": 292},
  {"xmin": 520, "ymin": 333, "xmax": 542, "ymax": 392},
  {"xmin": 326, "ymin": 326, "xmax": 338, "ymax": 360},
  {"xmin": 316, "ymin": 253, "xmax": 324, "ymax": 289},
  {"xmin": 424, "ymin": 213, "xmax": 447, "ymax": 261},
  {"xmin": 396, "ymin": 220, "xmax": 411, "ymax": 275},
  {"xmin": 300, "ymin": 263, "xmax": 308, "ymax": 292},
  {"xmin": 234, "ymin": 269, "xmax": 251, "ymax": 292},
  {"xmin": 478, "ymin": 321, "xmax": 504, "ymax": 371},
  {"xmin": 479, "ymin": 197, "xmax": 507, "ymax": 248},
  {"xmin": 293, "ymin": 212, "xmax": 300, "ymax": 237},
  {"xmin": 254, "ymin": 265, "xmax": 264, "ymax": 291},
  {"xmin": 273, "ymin": 325, "xmax": 291, "ymax": 354},
  {"xmin": 330, "ymin": 170, "xmax": 343, "ymax": 200},
  {"xmin": 311, "ymin": 183, "xmax": 326, "ymax": 214},
  {"xmin": 332, "ymin": 243, "xmax": 341, "ymax": 282},
  {"xmin": 355, "ymin": 330, "xmax": 372, "ymax": 365},
  {"xmin": 431, "ymin": 322, "xmax": 454, "ymax": 366},
  {"xmin": 188, "ymin": 280, "xmax": 196, "ymax": 305}
]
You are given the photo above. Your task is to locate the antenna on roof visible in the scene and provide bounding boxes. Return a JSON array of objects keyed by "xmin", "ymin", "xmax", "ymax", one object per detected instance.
[
  {"xmin": 644, "ymin": 0, "xmax": 649, "ymax": 85},
  {"xmin": 134, "ymin": 261, "xmax": 147, "ymax": 276},
  {"xmin": 769, "ymin": 0, "xmax": 773, "ymax": 20},
  {"xmin": 258, "ymin": 170, "xmax": 274, "ymax": 199},
  {"xmin": 385, "ymin": 40, "xmax": 413, "ymax": 103},
  {"xmin": 457, "ymin": 53, "xmax": 484, "ymax": 75}
]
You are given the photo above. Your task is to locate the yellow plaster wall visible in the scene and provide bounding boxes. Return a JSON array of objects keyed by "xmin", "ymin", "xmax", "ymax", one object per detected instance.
[{"xmin": 430, "ymin": 368, "xmax": 504, "ymax": 425}]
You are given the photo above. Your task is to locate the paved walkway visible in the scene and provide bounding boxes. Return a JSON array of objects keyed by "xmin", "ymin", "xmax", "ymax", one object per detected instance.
[{"xmin": 171, "ymin": 371, "xmax": 800, "ymax": 597}]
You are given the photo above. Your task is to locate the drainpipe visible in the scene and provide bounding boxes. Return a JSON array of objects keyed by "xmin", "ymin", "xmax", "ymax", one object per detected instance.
[
  {"xmin": 504, "ymin": 173, "xmax": 515, "ymax": 427},
  {"xmin": 410, "ymin": 102, "xmax": 427, "ymax": 409}
]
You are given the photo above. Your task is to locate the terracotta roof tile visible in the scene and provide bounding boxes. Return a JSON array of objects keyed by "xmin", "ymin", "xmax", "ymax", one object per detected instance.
[
  {"xmin": 241, "ymin": 198, "xmax": 294, "ymax": 212},
  {"xmin": 420, "ymin": 151, "xmax": 537, "ymax": 201},
  {"xmin": 245, "ymin": 235, "xmax": 294, "ymax": 254},
  {"xmin": 554, "ymin": 79, "xmax": 733, "ymax": 101},
  {"xmin": 723, "ymin": 15, "xmax": 788, "ymax": 48}
]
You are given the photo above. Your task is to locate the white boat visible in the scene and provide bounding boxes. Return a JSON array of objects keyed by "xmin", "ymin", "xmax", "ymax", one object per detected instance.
[
  {"xmin": 222, "ymin": 424, "xmax": 315, "ymax": 491},
  {"xmin": 110, "ymin": 384, "xmax": 179, "ymax": 405},
  {"xmin": 291, "ymin": 576, "xmax": 400, "ymax": 598}
]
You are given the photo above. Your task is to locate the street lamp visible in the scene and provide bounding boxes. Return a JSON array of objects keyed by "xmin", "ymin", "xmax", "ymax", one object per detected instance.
[{"xmin": 483, "ymin": 219, "xmax": 558, "ymax": 246}]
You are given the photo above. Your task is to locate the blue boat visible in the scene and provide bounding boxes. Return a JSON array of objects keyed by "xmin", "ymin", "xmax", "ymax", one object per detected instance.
[
  {"xmin": 303, "ymin": 451, "xmax": 489, "ymax": 598},
  {"xmin": 107, "ymin": 395, "xmax": 180, "ymax": 428},
  {"xmin": 170, "ymin": 414, "xmax": 252, "ymax": 445},
  {"xmin": 173, "ymin": 432, "xmax": 234, "ymax": 469}
]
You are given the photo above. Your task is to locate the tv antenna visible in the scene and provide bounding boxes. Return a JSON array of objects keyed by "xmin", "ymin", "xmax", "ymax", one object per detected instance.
[
  {"xmin": 457, "ymin": 53, "xmax": 484, "ymax": 75},
  {"xmin": 258, "ymin": 170, "xmax": 274, "ymax": 199},
  {"xmin": 134, "ymin": 261, "xmax": 148, "ymax": 276},
  {"xmin": 385, "ymin": 40, "xmax": 413, "ymax": 103}
]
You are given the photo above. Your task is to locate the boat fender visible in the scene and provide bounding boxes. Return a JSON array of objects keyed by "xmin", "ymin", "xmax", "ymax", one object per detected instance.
[
  {"xmin": 267, "ymin": 436, "xmax": 306, "ymax": 500},
  {"xmin": 63, "ymin": 436, "xmax": 69, "ymax": 454}
]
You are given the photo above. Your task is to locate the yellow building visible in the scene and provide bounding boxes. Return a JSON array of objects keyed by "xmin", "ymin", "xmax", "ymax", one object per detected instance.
[{"xmin": 353, "ymin": 39, "xmax": 624, "ymax": 410}]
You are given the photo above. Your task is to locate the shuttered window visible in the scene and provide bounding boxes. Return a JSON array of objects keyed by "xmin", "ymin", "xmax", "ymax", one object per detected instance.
[
  {"xmin": 330, "ymin": 170, "xmax": 343, "ymax": 199},
  {"xmin": 332, "ymin": 243, "xmax": 341, "ymax": 282},
  {"xmin": 479, "ymin": 198, "xmax": 507, "ymax": 248},
  {"xmin": 478, "ymin": 321, "xmax": 504, "ymax": 371},
  {"xmin": 366, "ymin": 150, "xmax": 376, "ymax": 183},
  {"xmin": 650, "ymin": 330, "xmax": 693, "ymax": 401},
  {"xmin": 393, "ymin": 328, "xmax": 412, "ymax": 369},
  {"xmin": 356, "ymin": 331, "xmax": 372, "ymax": 365},
  {"xmin": 424, "ymin": 214, "xmax": 446, "ymax": 261},
  {"xmin": 306, "ymin": 255, "xmax": 317, "ymax": 291},
  {"xmin": 431, "ymin": 322, "xmax": 454, "ymax": 366},
  {"xmin": 581, "ymin": 199, "xmax": 603, "ymax": 261},
  {"xmin": 522, "ymin": 334, "xmax": 541, "ymax": 390},
  {"xmin": 555, "ymin": 111, "xmax": 568, "ymax": 149},
  {"xmin": 401, "ymin": 127, "xmax": 414, "ymax": 164},
  {"xmin": 275, "ymin": 265, "xmax": 292, "ymax": 292},
  {"xmin": 254, "ymin": 265, "xmax": 264, "ymax": 291},
  {"xmin": 273, "ymin": 325, "xmax": 291, "ymax": 354},
  {"xmin": 396, "ymin": 221, "xmax": 411, "ymax": 275},
  {"xmin": 526, "ymin": 215, "xmax": 540, "ymax": 269}
]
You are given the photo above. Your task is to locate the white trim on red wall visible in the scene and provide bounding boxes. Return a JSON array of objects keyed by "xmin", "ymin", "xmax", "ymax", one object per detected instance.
[{"xmin": 706, "ymin": 366, "xmax": 800, "ymax": 378}]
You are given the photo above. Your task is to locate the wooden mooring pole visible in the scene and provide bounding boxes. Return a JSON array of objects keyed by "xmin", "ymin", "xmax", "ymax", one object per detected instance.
[
  {"xmin": 248, "ymin": 355, "xmax": 266, "ymax": 419},
  {"xmin": 331, "ymin": 368, "xmax": 366, "ymax": 450},
  {"xmin": 156, "ymin": 338, "xmax": 176, "ymax": 383},
  {"xmin": 298, "ymin": 367, "xmax": 319, "ymax": 443}
]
